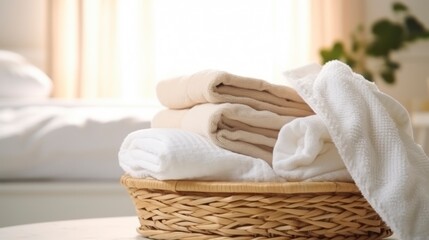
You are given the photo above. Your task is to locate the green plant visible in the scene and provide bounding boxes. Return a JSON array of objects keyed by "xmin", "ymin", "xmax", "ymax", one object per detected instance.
[{"xmin": 320, "ymin": 2, "xmax": 429, "ymax": 84}]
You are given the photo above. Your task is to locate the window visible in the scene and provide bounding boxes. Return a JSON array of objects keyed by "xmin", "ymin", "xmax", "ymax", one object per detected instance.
[{"xmin": 48, "ymin": 0, "xmax": 361, "ymax": 101}]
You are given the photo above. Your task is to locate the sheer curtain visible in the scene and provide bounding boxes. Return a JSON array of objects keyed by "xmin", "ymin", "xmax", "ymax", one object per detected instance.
[{"xmin": 47, "ymin": 0, "xmax": 363, "ymax": 101}]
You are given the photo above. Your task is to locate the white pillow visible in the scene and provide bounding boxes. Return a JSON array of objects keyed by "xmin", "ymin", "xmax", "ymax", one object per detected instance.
[{"xmin": 0, "ymin": 50, "xmax": 53, "ymax": 99}]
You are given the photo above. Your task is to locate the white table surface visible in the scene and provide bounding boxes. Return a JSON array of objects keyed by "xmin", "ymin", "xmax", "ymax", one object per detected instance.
[
  {"xmin": 0, "ymin": 216, "xmax": 146, "ymax": 240},
  {"xmin": 0, "ymin": 216, "xmax": 399, "ymax": 240}
]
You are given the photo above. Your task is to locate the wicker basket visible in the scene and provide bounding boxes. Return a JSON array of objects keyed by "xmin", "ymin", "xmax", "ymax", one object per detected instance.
[{"xmin": 121, "ymin": 175, "xmax": 392, "ymax": 240}]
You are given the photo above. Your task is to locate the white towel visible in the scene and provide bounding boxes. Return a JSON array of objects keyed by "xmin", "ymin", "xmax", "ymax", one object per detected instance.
[
  {"xmin": 118, "ymin": 128, "xmax": 282, "ymax": 182},
  {"xmin": 273, "ymin": 115, "xmax": 352, "ymax": 182},
  {"xmin": 284, "ymin": 61, "xmax": 429, "ymax": 240}
]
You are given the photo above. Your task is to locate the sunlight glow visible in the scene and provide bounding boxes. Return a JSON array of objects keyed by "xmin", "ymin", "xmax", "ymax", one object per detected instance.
[
  {"xmin": 114, "ymin": 0, "xmax": 313, "ymax": 99},
  {"xmin": 152, "ymin": 0, "xmax": 312, "ymax": 84}
]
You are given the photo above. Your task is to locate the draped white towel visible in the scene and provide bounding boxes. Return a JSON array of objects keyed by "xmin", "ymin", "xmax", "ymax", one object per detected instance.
[
  {"xmin": 273, "ymin": 115, "xmax": 352, "ymax": 182},
  {"xmin": 284, "ymin": 60, "xmax": 429, "ymax": 240},
  {"xmin": 118, "ymin": 128, "xmax": 282, "ymax": 182}
]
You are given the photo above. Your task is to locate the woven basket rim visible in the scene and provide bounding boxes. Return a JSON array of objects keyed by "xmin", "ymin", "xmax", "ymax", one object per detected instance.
[{"xmin": 121, "ymin": 175, "xmax": 360, "ymax": 194}]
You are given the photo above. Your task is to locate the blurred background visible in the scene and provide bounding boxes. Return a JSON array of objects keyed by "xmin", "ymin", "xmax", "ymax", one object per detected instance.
[
  {"xmin": 0, "ymin": 0, "xmax": 428, "ymax": 227},
  {"xmin": 1, "ymin": 0, "xmax": 429, "ymax": 105}
]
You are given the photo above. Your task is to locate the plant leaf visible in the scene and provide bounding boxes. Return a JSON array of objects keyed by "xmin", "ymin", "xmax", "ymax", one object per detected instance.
[
  {"xmin": 351, "ymin": 34, "xmax": 360, "ymax": 52},
  {"xmin": 381, "ymin": 69, "xmax": 395, "ymax": 84},
  {"xmin": 320, "ymin": 42, "xmax": 345, "ymax": 63},
  {"xmin": 405, "ymin": 16, "xmax": 427, "ymax": 41},
  {"xmin": 367, "ymin": 19, "xmax": 404, "ymax": 56},
  {"xmin": 386, "ymin": 60, "xmax": 400, "ymax": 70},
  {"xmin": 344, "ymin": 56, "xmax": 356, "ymax": 68},
  {"xmin": 393, "ymin": 2, "xmax": 408, "ymax": 12},
  {"xmin": 362, "ymin": 71, "xmax": 374, "ymax": 82},
  {"xmin": 332, "ymin": 42, "xmax": 344, "ymax": 57}
]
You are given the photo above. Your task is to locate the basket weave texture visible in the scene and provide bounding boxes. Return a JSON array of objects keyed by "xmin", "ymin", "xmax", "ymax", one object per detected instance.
[{"xmin": 121, "ymin": 175, "xmax": 392, "ymax": 240}]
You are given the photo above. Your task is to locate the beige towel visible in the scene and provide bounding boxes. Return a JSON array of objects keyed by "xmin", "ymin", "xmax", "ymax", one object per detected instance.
[
  {"xmin": 151, "ymin": 103, "xmax": 295, "ymax": 164},
  {"xmin": 156, "ymin": 70, "xmax": 314, "ymax": 117}
]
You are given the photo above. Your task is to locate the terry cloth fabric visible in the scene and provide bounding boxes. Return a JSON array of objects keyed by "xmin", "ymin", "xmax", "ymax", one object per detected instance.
[
  {"xmin": 156, "ymin": 69, "xmax": 314, "ymax": 117},
  {"xmin": 151, "ymin": 103, "xmax": 296, "ymax": 163},
  {"xmin": 118, "ymin": 128, "xmax": 282, "ymax": 182},
  {"xmin": 273, "ymin": 115, "xmax": 352, "ymax": 182},
  {"xmin": 284, "ymin": 60, "xmax": 429, "ymax": 240}
]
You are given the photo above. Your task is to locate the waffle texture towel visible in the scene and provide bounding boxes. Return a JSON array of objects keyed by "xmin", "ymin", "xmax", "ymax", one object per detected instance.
[
  {"xmin": 284, "ymin": 60, "xmax": 429, "ymax": 240},
  {"xmin": 273, "ymin": 115, "xmax": 352, "ymax": 182},
  {"xmin": 118, "ymin": 128, "xmax": 281, "ymax": 182}
]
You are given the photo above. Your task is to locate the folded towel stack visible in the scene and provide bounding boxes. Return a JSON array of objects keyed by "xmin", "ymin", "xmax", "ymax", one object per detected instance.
[
  {"xmin": 119, "ymin": 69, "xmax": 319, "ymax": 182},
  {"xmin": 152, "ymin": 70, "xmax": 314, "ymax": 163},
  {"xmin": 121, "ymin": 64, "xmax": 427, "ymax": 187}
]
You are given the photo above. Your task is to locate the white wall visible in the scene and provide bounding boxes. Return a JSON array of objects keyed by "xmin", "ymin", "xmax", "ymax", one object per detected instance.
[
  {"xmin": 0, "ymin": 0, "xmax": 47, "ymax": 71},
  {"xmin": 364, "ymin": 0, "xmax": 429, "ymax": 110}
]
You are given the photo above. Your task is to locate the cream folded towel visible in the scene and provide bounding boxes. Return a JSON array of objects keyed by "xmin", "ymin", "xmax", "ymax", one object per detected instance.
[
  {"xmin": 118, "ymin": 128, "xmax": 282, "ymax": 182},
  {"xmin": 285, "ymin": 61, "xmax": 429, "ymax": 240},
  {"xmin": 152, "ymin": 103, "xmax": 295, "ymax": 163},
  {"xmin": 273, "ymin": 115, "xmax": 352, "ymax": 182},
  {"xmin": 156, "ymin": 70, "xmax": 314, "ymax": 117}
]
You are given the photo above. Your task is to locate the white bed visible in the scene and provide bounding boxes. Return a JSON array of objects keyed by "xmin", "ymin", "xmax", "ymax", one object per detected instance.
[
  {"xmin": 0, "ymin": 99, "xmax": 157, "ymax": 180},
  {"xmin": 0, "ymin": 99, "xmax": 159, "ymax": 227},
  {"xmin": 0, "ymin": 50, "xmax": 158, "ymax": 227}
]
